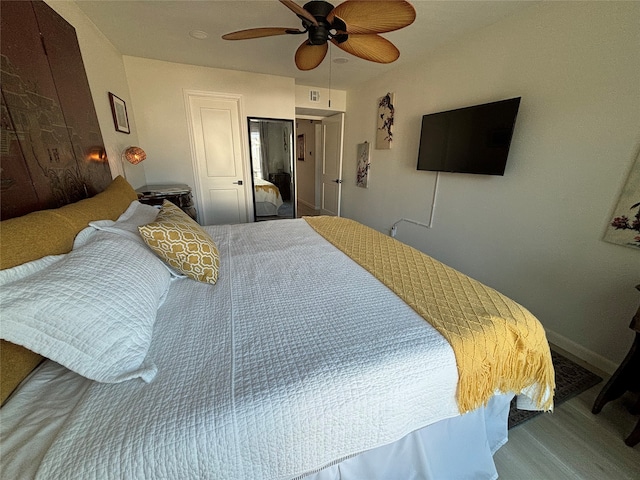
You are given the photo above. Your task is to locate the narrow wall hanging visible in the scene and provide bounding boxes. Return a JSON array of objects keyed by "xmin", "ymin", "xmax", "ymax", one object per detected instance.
[
  {"xmin": 356, "ymin": 141, "xmax": 370, "ymax": 188},
  {"xmin": 603, "ymin": 149, "xmax": 640, "ymax": 250},
  {"xmin": 297, "ymin": 134, "xmax": 305, "ymax": 161},
  {"xmin": 108, "ymin": 92, "xmax": 130, "ymax": 134},
  {"xmin": 376, "ymin": 92, "xmax": 395, "ymax": 149}
]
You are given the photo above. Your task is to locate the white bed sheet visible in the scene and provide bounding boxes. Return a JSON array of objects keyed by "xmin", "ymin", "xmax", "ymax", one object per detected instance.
[
  {"xmin": 303, "ymin": 392, "xmax": 513, "ymax": 480},
  {"xmin": 1, "ymin": 219, "xmax": 521, "ymax": 479},
  {"xmin": 254, "ymin": 177, "xmax": 283, "ymax": 216}
]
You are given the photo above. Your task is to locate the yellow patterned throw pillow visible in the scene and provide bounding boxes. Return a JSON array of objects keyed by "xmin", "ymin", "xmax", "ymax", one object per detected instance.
[{"xmin": 138, "ymin": 201, "xmax": 220, "ymax": 284}]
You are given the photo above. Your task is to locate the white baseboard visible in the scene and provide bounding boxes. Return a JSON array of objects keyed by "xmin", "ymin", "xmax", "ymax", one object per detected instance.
[
  {"xmin": 298, "ymin": 198, "xmax": 319, "ymax": 210},
  {"xmin": 545, "ymin": 329, "xmax": 617, "ymax": 375}
]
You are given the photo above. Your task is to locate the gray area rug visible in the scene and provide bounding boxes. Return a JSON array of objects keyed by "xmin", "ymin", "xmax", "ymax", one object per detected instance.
[
  {"xmin": 508, "ymin": 350, "xmax": 603, "ymax": 429},
  {"xmin": 277, "ymin": 201, "xmax": 293, "ymax": 218}
]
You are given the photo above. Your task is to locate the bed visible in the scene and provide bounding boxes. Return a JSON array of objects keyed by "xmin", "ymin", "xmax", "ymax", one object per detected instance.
[
  {"xmin": 0, "ymin": 176, "xmax": 555, "ymax": 479},
  {"xmin": 254, "ymin": 177, "xmax": 284, "ymax": 217}
]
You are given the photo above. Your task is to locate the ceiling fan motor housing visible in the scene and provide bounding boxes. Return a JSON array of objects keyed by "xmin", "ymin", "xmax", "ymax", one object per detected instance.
[
  {"xmin": 308, "ymin": 22, "xmax": 330, "ymax": 45},
  {"xmin": 303, "ymin": 0, "xmax": 336, "ymax": 45},
  {"xmin": 303, "ymin": 1, "xmax": 334, "ymax": 18}
]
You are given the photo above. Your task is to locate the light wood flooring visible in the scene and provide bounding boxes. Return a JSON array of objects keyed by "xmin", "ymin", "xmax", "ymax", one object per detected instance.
[
  {"xmin": 296, "ymin": 202, "xmax": 321, "ymax": 217},
  {"xmin": 494, "ymin": 347, "xmax": 640, "ymax": 479}
]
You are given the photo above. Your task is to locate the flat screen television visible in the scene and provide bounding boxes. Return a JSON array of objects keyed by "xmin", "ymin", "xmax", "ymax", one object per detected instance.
[{"xmin": 416, "ymin": 97, "xmax": 521, "ymax": 175}]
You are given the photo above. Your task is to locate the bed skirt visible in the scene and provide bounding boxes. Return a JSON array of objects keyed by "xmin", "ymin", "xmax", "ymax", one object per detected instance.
[{"xmin": 300, "ymin": 393, "xmax": 512, "ymax": 480}]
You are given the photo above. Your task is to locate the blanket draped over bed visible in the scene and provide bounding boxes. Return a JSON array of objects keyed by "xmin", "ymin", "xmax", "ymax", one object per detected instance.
[
  {"xmin": 254, "ymin": 181, "xmax": 280, "ymax": 197},
  {"xmin": 304, "ymin": 216, "xmax": 555, "ymax": 413}
]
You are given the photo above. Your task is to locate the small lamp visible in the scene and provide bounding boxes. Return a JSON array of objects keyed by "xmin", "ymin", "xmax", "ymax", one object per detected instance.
[
  {"xmin": 87, "ymin": 146, "xmax": 108, "ymax": 163},
  {"xmin": 123, "ymin": 146, "xmax": 146, "ymax": 165}
]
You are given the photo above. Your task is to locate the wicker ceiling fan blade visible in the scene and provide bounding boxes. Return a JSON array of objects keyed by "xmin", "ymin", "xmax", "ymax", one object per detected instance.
[
  {"xmin": 328, "ymin": 0, "xmax": 416, "ymax": 34},
  {"xmin": 331, "ymin": 34, "xmax": 400, "ymax": 63},
  {"xmin": 222, "ymin": 27, "xmax": 303, "ymax": 40},
  {"xmin": 295, "ymin": 41, "xmax": 328, "ymax": 70},
  {"xmin": 279, "ymin": 0, "xmax": 319, "ymax": 26}
]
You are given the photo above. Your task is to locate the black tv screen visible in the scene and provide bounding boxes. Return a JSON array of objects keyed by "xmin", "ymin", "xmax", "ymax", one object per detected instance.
[{"xmin": 416, "ymin": 97, "xmax": 521, "ymax": 175}]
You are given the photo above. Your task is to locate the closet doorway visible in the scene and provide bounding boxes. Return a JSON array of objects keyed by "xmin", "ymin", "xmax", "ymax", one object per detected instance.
[
  {"xmin": 186, "ymin": 91, "xmax": 249, "ymax": 225},
  {"xmin": 296, "ymin": 113, "xmax": 344, "ymax": 217},
  {"xmin": 247, "ymin": 118, "xmax": 295, "ymax": 221}
]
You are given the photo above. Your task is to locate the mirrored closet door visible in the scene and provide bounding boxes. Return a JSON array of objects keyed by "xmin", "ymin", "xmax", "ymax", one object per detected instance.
[{"xmin": 247, "ymin": 118, "xmax": 295, "ymax": 221}]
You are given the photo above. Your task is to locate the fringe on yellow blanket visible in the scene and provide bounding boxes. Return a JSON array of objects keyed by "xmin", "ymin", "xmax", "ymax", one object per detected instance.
[{"xmin": 304, "ymin": 216, "xmax": 555, "ymax": 413}]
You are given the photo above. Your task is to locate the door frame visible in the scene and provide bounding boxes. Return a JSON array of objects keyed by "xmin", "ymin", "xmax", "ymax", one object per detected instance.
[
  {"xmin": 295, "ymin": 114, "xmax": 345, "ymax": 215},
  {"xmin": 247, "ymin": 117, "xmax": 296, "ymax": 221},
  {"xmin": 320, "ymin": 112, "xmax": 345, "ymax": 216},
  {"xmin": 183, "ymin": 89, "xmax": 253, "ymax": 223}
]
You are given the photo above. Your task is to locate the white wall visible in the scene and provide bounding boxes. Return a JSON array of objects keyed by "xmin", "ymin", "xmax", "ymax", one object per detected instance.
[
  {"xmin": 295, "ymin": 85, "xmax": 347, "ymax": 115},
  {"xmin": 46, "ymin": 1, "xmax": 146, "ymax": 188},
  {"xmin": 342, "ymin": 1, "xmax": 640, "ymax": 371},
  {"xmin": 122, "ymin": 56, "xmax": 296, "ymax": 204}
]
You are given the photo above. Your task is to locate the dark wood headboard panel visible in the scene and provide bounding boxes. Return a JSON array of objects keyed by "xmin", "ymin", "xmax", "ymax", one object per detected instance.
[{"xmin": 0, "ymin": 0, "xmax": 112, "ymax": 220}]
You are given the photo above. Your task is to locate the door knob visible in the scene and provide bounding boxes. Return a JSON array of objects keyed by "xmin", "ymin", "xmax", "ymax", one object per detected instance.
[
  {"xmin": 233, "ymin": 180, "xmax": 243, "ymax": 185},
  {"xmin": 333, "ymin": 179, "xmax": 343, "ymax": 184}
]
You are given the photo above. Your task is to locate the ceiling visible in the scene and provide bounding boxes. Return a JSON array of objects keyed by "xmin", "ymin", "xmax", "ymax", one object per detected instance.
[{"xmin": 75, "ymin": 0, "xmax": 537, "ymax": 90}]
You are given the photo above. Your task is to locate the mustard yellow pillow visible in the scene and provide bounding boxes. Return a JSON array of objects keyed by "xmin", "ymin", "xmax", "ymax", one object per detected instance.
[
  {"xmin": 138, "ymin": 201, "xmax": 220, "ymax": 284},
  {"xmin": 0, "ymin": 175, "xmax": 137, "ymax": 270}
]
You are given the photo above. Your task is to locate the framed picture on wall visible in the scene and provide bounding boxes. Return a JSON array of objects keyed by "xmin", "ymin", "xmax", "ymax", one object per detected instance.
[
  {"xmin": 376, "ymin": 92, "xmax": 394, "ymax": 149},
  {"xmin": 109, "ymin": 92, "xmax": 130, "ymax": 134},
  {"xmin": 297, "ymin": 134, "xmax": 305, "ymax": 161},
  {"xmin": 356, "ymin": 141, "xmax": 371, "ymax": 188}
]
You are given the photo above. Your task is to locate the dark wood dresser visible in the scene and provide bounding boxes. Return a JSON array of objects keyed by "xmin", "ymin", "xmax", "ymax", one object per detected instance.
[{"xmin": 592, "ymin": 284, "xmax": 640, "ymax": 446}]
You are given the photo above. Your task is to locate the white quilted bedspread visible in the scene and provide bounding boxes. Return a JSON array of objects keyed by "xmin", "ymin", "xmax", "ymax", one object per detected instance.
[{"xmin": 34, "ymin": 219, "xmax": 459, "ymax": 479}]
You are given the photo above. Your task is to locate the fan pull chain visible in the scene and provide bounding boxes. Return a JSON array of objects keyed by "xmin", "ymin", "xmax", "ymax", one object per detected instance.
[{"xmin": 328, "ymin": 44, "xmax": 332, "ymax": 108}]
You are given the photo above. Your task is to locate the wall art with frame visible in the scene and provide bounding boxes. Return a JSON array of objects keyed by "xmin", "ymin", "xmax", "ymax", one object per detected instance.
[
  {"xmin": 376, "ymin": 92, "xmax": 395, "ymax": 149},
  {"xmin": 109, "ymin": 92, "xmax": 130, "ymax": 134},
  {"xmin": 356, "ymin": 141, "xmax": 371, "ymax": 188},
  {"xmin": 297, "ymin": 134, "xmax": 305, "ymax": 161}
]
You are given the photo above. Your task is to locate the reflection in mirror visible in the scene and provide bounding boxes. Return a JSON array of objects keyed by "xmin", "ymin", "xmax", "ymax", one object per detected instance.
[{"xmin": 248, "ymin": 118, "xmax": 295, "ymax": 221}]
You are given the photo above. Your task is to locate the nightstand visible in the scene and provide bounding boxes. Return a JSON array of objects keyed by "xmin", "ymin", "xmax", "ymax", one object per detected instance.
[
  {"xmin": 592, "ymin": 284, "xmax": 640, "ymax": 446},
  {"xmin": 136, "ymin": 184, "xmax": 198, "ymax": 222}
]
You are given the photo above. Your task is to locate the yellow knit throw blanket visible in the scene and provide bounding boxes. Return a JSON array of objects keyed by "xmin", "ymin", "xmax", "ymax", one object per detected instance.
[{"xmin": 304, "ymin": 216, "xmax": 555, "ymax": 413}]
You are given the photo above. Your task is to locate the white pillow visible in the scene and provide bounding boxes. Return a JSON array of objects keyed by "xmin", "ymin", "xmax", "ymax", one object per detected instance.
[
  {"xmin": 0, "ymin": 254, "xmax": 65, "ymax": 283},
  {"xmin": 88, "ymin": 200, "xmax": 159, "ymax": 244},
  {"xmin": 87, "ymin": 201, "xmax": 185, "ymax": 278},
  {"xmin": 0, "ymin": 231, "xmax": 171, "ymax": 383}
]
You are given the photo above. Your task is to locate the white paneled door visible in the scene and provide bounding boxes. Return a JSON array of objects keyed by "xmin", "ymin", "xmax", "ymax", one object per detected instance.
[
  {"xmin": 186, "ymin": 92, "xmax": 249, "ymax": 225},
  {"xmin": 320, "ymin": 113, "xmax": 344, "ymax": 216}
]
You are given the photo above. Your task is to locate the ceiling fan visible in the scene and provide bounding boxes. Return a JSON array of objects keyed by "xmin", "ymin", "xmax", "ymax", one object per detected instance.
[{"xmin": 222, "ymin": 0, "xmax": 416, "ymax": 71}]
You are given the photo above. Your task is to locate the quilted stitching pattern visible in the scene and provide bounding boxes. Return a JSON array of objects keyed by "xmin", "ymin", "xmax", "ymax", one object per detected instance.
[
  {"xmin": 304, "ymin": 216, "xmax": 555, "ymax": 413},
  {"xmin": 32, "ymin": 219, "xmax": 461, "ymax": 479},
  {"xmin": 139, "ymin": 201, "xmax": 220, "ymax": 284},
  {"xmin": 0, "ymin": 232, "xmax": 171, "ymax": 383}
]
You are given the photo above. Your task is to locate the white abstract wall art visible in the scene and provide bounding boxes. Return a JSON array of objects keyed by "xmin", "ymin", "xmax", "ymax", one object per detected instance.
[
  {"xmin": 376, "ymin": 92, "xmax": 395, "ymax": 149},
  {"xmin": 603, "ymin": 149, "xmax": 640, "ymax": 250},
  {"xmin": 356, "ymin": 141, "xmax": 371, "ymax": 188}
]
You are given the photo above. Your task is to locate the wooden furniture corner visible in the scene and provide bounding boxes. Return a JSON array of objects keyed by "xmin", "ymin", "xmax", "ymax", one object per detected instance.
[{"xmin": 592, "ymin": 284, "xmax": 640, "ymax": 447}]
